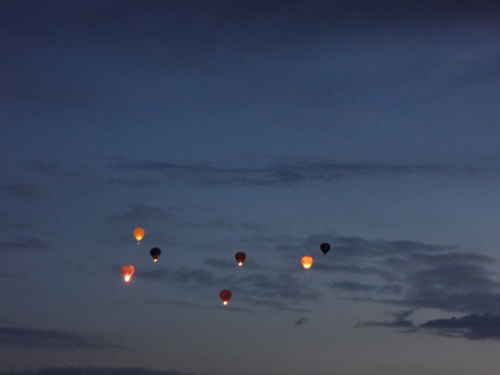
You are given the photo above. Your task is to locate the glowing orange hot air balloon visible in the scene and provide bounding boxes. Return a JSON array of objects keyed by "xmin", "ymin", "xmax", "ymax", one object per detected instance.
[
  {"xmin": 301, "ymin": 256, "xmax": 313, "ymax": 269},
  {"xmin": 220, "ymin": 289, "xmax": 232, "ymax": 305},
  {"xmin": 134, "ymin": 228, "xmax": 145, "ymax": 244},
  {"xmin": 235, "ymin": 252, "xmax": 246, "ymax": 266},
  {"xmin": 122, "ymin": 265, "xmax": 135, "ymax": 282}
]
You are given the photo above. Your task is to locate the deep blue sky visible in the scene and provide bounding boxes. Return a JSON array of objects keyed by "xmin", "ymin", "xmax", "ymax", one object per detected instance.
[{"xmin": 2, "ymin": 1, "xmax": 500, "ymax": 374}]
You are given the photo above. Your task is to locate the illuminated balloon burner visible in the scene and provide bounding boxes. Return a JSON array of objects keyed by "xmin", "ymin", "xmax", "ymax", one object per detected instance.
[
  {"xmin": 220, "ymin": 290, "xmax": 232, "ymax": 305},
  {"xmin": 121, "ymin": 265, "xmax": 135, "ymax": 283}
]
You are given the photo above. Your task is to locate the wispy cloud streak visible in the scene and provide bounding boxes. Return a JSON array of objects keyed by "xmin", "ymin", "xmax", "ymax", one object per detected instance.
[
  {"xmin": 114, "ymin": 159, "xmax": 481, "ymax": 186},
  {"xmin": 0, "ymin": 238, "xmax": 51, "ymax": 251},
  {"xmin": 0, "ymin": 368, "xmax": 191, "ymax": 375},
  {"xmin": 0, "ymin": 327, "xmax": 121, "ymax": 349},
  {"xmin": 420, "ymin": 313, "xmax": 500, "ymax": 340},
  {"xmin": 357, "ymin": 310, "xmax": 500, "ymax": 340}
]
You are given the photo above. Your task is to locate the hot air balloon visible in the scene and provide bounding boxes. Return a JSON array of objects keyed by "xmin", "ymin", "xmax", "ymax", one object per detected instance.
[
  {"xmin": 134, "ymin": 228, "xmax": 145, "ymax": 244},
  {"xmin": 122, "ymin": 265, "xmax": 135, "ymax": 282},
  {"xmin": 220, "ymin": 289, "xmax": 232, "ymax": 305},
  {"xmin": 320, "ymin": 242, "xmax": 331, "ymax": 255},
  {"xmin": 150, "ymin": 247, "xmax": 161, "ymax": 262},
  {"xmin": 301, "ymin": 256, "xmax": 313, "ymax": 269},
  {"xmin": 235, "ymin": 252, "xmax": 246, "ymax": 266}
]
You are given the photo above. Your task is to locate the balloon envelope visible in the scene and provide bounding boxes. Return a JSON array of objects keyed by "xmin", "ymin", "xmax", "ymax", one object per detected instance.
[
  {"xmin": 301, "ymin": 256, "xmax": 313, "ymax": 269},
  {"xmin": 320, "ymin": 242, "xmax": 331, "ymax": 254},
  {"xmin": 134, "ymin": 227, "xmax": 145, "ymax": 242},
  {"xmin": 235, "ymin": 252, "xmax": 246, "ymax": 266},
  {"xmin": 121, "ymin": 265, "xmax": 135, "ymax": 282},
  {"xmin": 150, "ymin": 247, "xmax": 161, "ymax": 262},
  {"xmin": 220, "ymin": 289, "xmax": 232, "ymax": 305}
]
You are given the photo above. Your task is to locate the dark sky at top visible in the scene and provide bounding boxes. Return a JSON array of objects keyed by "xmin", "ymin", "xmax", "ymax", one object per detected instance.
[{"xmin": 1, "ymin": 1, "xmax": 500, "ymax": 375}]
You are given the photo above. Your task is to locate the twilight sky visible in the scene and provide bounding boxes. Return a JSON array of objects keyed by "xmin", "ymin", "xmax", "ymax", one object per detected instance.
[{"xmin": 2, "ymin": 1, "xmax": 500, "ymax": 375}]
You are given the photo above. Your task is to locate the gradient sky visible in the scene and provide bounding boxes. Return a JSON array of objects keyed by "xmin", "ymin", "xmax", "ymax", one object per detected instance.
[{"xmin": 2, "ymin": 1, "xmax": 500, "ymax": 375}]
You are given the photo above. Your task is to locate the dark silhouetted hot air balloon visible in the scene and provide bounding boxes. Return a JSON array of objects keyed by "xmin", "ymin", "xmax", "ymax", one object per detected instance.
[
  {"xmin": 235, "ymin": 252, "xmax": 246, "ymax": 266},
  {"xmin": 320, "ymin": 242, "xmax": 331, "ymax": 255},
  {"xmin": 150, "ymin": 247, "xmax": 161, "ymax": 262},
  {"xmin": 220, "ymin": 290, "xmax": 232, "ymax": 305},
  {"xmin": 301, "ymin": 256, "xmax": 313, "ymax": 269},
  {"xmin": 122, "ymin": 265, "xmax": 135, "ymax": 282},
  {"xmin": 134, "ymin": 228, "xmax": 145, "ymax": 243}
]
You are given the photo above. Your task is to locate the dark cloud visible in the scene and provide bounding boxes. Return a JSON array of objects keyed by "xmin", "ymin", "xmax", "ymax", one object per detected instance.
[
  {"xmin": 395, "ymin": 258, "xmax": 500, "ymax": 313},
  {"xmin": 315, "ymin": 264, "xmax": 394, "ymax": 281},
  {"xmin": 419, "ymin": 313, "xmax": 500, "ymax": 340},
  {"xmin": 238, "ymin": 271, "xmax": 321, "ymax": 306},
  {"xmin": 120, "ymin": 232, "xmax": 500, "ymax": 315},
  {"xmin": 276, "ymin": 235, "xmax": 459, "ymax": 286},
  {"xmin": 129, "ymin": 263, "xmax": 320, "ymax": 310},
  {"xmin": 144, "ymin": 299, "xmax": 256, "ymax": 313},
  {"xmin": 0, "ymin": 327, "xmax": 121, "ymax": 349},
  {"xmin": 392, "ymin": 292, "xmax": 500, "ymax": 315},
  {"xmin": 234, "ymin": 233, "xmax": 500, "ymax": 313},
  {"xmin": 324, "ymin": 236, "xmax": 456, "ymax": 258},
  {"xmin": 247, "ymin": 300, "xmax": 315, "ymax": 313},
  {"xmin": 205, "ymin": 259, "xmax": 235, "ymax": 270},
  {"xmin": 294, "ymin": 316, "xmax": 308, "ymax": 325},
  {"xmin": 410, "ymin": 263, "xmax": 498, "ymax": 295},
  {"xmin": 272, "ymin": 233, "xmax": 336, "ymax": 253},
  {"xmin": 408, "ymin": 251, "xmax": 494, "ymax": 265},
  {"xmin": 114, "ymin": 159, "xmax": 480, "ymax": 187},
  {"xmin": 0, "ymin": 368, "xmax": 191, "ymax": 375},
  {"xmin": 328, "ymin": 280, "xmax": 380, "ymax": 292},
  {"xmin": 109, "ymin": 265, "xmax": 220, "ymax": 288},
  {"xmin": 356, "ymin": 309, "xmax": 417, "ymax": 329},
  {"xmin": 0, "ymin": 238, "xmax": 51, "ymax": 251},
  {"xmin": 359, "ymin": 311, "xmax": 500, "ymax": 341},
  {"xmin": 331, "ymin": 235, "xmax": 500, "ymax": 341},
  {"xmin": 284, "ymin": 234, "xmax": 500, "ymax": 316}
]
